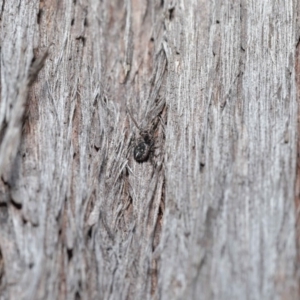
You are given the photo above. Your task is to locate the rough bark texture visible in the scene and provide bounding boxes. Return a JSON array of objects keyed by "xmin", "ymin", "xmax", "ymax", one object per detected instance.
[{"xmin": 0, "ymin": 0, "xmax": 299, "ymax": 299}]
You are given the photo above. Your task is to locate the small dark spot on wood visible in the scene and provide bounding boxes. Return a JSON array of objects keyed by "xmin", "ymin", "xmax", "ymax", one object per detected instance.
[
  {"xmin": 84, "ymin": 17, "xmax": 88, "ymax": 27},
  {"xmin": 32, "ymin": 220, "xmax": 39, "ymax": 227},
  {"xmin": 296, "ymin": 36, "xmax": 300, "ymax": 48},
  {"xmin": 75, "ymin": 36, "xmax": 86, "ymax": 46},
  {"xmin": 168, "ymin": 7, "xmax": 175, "ymax": 20},
  {"xmin": 158, "ymin": 204, "xmax": 163, "ymax": 216},
  {"xmin": 73, "ymin": 0, "xmax": 77, "ymax": 4},
  {"xmin": 200, "ymin": 162, "xmax": 205, "ymax": 172},
  {"xmin": 94, "ymin": 145, "xmax": 100, "ymax": 152},
  {"xmin": 216, "ymin": 20, "xmax": 220, "ymax": 24},
  {"xmin": 161, "ymin": 0, "xmax": 164, "ymax": 7},
  {"xmin": 73, "ymin": 152, "xmax": 76, "ymax": 158},
  {"xmin": 0, "ymin": 119, "xmax": 7, "ymax": 144},
  {"xmin": 75, "ymin": 291, "xmax": 81, "ymax": 300},
  {"xmin": 22, "ymin": 153, "xmax": 26, "ymax": 158},
  {"xmin": 71, "ymin": 18, "xmax": 74, "ymax": 26},
  {"xmin": 67, "ymin": 248, "xmax": 73, "ymax": 261},
  {"xmin": 87, "ymin": 227, "xmax": 93, "ymax": 238},
  {"xmin": 220, "ymin": 100, "xmax": 227, "ymax": 109},
  {"xmin": 241, "ymin": 45, "xmax": 245, "ymax": 51},
  {"xmin": 29, "ymin": 262, "xmax": 34, "ymax": 269},
  {"xmin": 93, "ymin": 94, "xmax": 99, "ymax": 106},
  {"xmin": 37, "ymin": 9, "xmax": 42, "ymax": 24},
  {"xmin": 125, "ymin": 167, "xmax": 129, "ymax": 177},
  {"xmin": 150, "ymin": 37, "xmax": 154, "ymax": 42}
]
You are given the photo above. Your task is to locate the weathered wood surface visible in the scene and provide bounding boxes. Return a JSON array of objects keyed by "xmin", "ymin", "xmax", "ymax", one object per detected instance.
[{"xmin": 0, "ymin": 0, "xmax": 299, "ymax": 299}]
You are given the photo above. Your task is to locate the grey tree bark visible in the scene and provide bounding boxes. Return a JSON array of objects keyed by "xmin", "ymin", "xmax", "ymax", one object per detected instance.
[{"xmin": 0, "ymin": 0, "xmax": 299, "ymax": 299}]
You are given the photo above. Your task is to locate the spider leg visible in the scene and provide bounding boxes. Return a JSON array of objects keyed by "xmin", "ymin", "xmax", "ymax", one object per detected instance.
[
  {"xmin": 126, "ymin": 104, "xmax": 142, "ymax": 131},
  {"xmin": 126, "ymin": 135, "xmax": 136, "ymax": 159}
]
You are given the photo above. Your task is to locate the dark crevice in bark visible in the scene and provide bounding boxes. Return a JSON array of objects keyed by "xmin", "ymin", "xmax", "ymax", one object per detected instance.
[
  {"xmin": 0, "ymin": 0, "xmax": 5, "ymax": 21},
  {"xmin": 10, "ymin": 199, "xmax": 22, "ymax": 210},
  {"xmin": 37, "ymin": 8, "xmax": 42, "ymax": 25},
  {"xmin": 0, "ymin": 248, "xmax": 3, "ymax": 289}
]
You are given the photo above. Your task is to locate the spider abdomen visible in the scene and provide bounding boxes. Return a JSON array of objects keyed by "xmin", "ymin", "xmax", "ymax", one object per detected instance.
[{"xmin": 134, "ymin": 141, "xmax": 151, "ymax": 162}]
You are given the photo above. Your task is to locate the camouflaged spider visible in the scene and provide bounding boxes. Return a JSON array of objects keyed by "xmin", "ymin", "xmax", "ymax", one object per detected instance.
[
  {"xmin": 126, "ymin": 97, "xmax": 166, "ymax": 163},
  {"xmin": 127, "ymin": 117, "xmax": 153, "ymax": 163},
  {"xmin": 133, "ymin": 131, "xmax": 154, "ymax": 162},
  {"xmin": 126, "ymin": 107, "xmax": 158, "ymax": 163}
]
